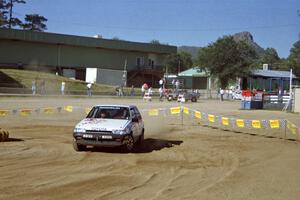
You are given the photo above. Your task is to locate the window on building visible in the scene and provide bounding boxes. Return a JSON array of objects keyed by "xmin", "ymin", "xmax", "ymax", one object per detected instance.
[{"xmin": 136, "ymin": 57, "xmax": 144, "ymax": 67}]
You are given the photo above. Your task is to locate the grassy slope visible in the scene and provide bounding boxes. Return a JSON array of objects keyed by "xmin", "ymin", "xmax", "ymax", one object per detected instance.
[{"xmin": 0, "ymin": 69, "xmax": 133, "ymax": 95}]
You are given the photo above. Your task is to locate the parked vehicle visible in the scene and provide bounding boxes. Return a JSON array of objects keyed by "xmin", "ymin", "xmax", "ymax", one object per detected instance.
[
  {"xmin": 73, "ymin": 105, "xmax": 144, "ymax": 152},
  {"xmin": 167, "ymin": 89, "xmax": 200, "ymax": 102}
]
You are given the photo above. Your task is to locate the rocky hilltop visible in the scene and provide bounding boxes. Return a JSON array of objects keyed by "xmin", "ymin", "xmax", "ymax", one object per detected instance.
[{"xmin": 178, "ymin": 31, "xmax": 265, "ymax": 59}]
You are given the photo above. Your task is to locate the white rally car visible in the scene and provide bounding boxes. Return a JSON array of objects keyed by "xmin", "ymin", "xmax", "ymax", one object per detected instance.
[{"xmin": 73, "ymin": 105, "xmax": 144, "ymax": 152}]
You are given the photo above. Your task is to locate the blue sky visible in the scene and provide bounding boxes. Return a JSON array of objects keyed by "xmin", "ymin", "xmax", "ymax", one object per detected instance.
[{"xmin": 14, "ymin": 0, "xmax": 300, "ymax": 58}]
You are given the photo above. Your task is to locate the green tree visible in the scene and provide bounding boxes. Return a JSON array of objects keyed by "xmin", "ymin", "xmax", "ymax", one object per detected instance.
[
  {"xmin": 260, "ymin": 48, "xmax": 280, "ymax": 69},
  {"xmin": 150, "ymin": 39, "xmax": 160, "ymax": 45},
  {"xmin": 287, "ymin": 40, "xmax": 300, "ymax": 77},
  {"xmin": 23, "ymin": 14, "xmax": 47, "ymax": 31},
  {"xmin": 197, "ymin": 36, "xmax": 257, "ymax": 88},
  {"xmin": 0, "ymin": 0, "xmax": 8, "ymax": 27},
  {"xmin": 6, "ymin": 0, "xmax": 25, "ymax": 28},
  {"xmin": 165, "ymin": 51, "xmax": 193, "ymax": 74}
]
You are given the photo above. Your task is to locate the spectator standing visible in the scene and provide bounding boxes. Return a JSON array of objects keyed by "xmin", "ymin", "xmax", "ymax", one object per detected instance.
[
  {"xmin": 159, "ymin": 78, "xmax": 163, "ymax": 88},
  {"xmin": 141, "ymin": 84, "xmax": 145, "ymax": 97},
  {"xmin": 172, "ymin": 79, "xmax": 175, "ymax": 89},
  {"xmin": 220, "ymin": 88, "xmax": 224, "ymax": 101},
  {"xmin": 148, "ymin": 87, "xmax": 153, "ymax": 96},
  {"xmin": 87, "ymin": 82, "xmax": 92, "ymax": 96},
  {"xmin": 159, "ymin": 87, "xmax": 164, "ymax": 101},
  {"xmin": 175, "ymin": 79, "xmax": 180, "ymax": 94},
  {"xmin": 32, "ymin": 79, "xmax": 37, "ymax": 95},
  {"xmin": 61, "ymin": 81, "xmax": 65, "ymax": 95},
  {"xmin": 130, "ymin": 85, "xmax": 135, "ymax": 96},
  {"xmin": 40, "ymin": 79, "xmax": 46, "ymax": 95},
  {"xmin": 119, "ymin": 83, "xmax": 124, "ymax": 96}
]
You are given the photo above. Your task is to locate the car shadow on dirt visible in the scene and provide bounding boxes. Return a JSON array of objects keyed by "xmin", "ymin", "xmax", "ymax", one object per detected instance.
[{"xmin": 89, "ymin": 138, "xmax": 183, "ymax": 154}]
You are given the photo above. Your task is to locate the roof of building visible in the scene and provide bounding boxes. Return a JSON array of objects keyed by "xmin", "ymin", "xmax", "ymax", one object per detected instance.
[
  {"xmin": 252, "ymin": 69, "xmax": 297, "ymax": 79},
  {"xmin": 0, "ymin": 28, "xmax": 177, "ymax": 54},
  {"xmin": 178, "ymin": 67, "xmax": 209, "ymax": 77}
]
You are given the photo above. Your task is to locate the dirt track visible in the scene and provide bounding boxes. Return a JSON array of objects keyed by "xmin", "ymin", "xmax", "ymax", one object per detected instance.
[{"xmin": 0, "ymin": 97, "xmax": 300, "ymax": 200}]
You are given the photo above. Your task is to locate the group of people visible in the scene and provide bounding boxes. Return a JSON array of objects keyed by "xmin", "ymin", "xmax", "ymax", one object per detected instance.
[{"xmin": 31, "ymin": 79, "xmax": 46, "ymax": 95}]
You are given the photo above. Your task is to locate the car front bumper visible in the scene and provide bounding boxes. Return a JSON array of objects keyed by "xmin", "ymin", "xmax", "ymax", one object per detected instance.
[{"xmin": 73, "ymin": 132, "xmax": 128, "ymax": 147}]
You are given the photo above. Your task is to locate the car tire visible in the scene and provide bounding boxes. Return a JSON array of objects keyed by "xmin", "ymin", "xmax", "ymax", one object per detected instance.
[
  {"xmin": 191, "ymin": 97, "xmax": 197, "ymax": 102},
  {"xmin": 73, "ymin": 140, "xmax": 86, "ymax": 152},
  {"xmin": 122, "ymin": 134, "xmax": 135, "ymax": 152}
]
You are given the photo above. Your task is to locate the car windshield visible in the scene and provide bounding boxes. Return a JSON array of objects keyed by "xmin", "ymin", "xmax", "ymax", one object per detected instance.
[{"xmin": 86, "ymin": 106, "xmax": 130, "ymax": 120}]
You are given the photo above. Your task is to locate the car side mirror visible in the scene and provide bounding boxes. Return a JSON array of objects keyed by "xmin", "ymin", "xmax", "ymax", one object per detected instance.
[{"xmin": 132, "ymin": 117, "xmax": 138, "ymax": 123}]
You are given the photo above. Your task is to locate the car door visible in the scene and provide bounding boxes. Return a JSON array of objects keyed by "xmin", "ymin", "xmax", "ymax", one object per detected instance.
[
  {"xmin": 133, "ymin": 107, "xmax": 143, "ymax": 135},
  {"xmin": 130, "ymin": 108, "xmax": 139, "ymax": 139}
]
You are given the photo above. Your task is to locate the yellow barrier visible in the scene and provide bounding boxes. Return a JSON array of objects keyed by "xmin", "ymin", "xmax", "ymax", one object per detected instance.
[
  {"xmin": 148, "ymin": 109, "xmax": 159, "ymax": 116},
  {"xmin": 252, "ymin": 120, "xmax": 261, "ymax": 129},
  {"xmin": 208, "ymin": 114, "xmax": 215, "ymax": 123},
  {"xmin": 20, "ymin": 109, "xmax": 32, "ymax": 116},
  {"xmin": 222, "ymin": 117, "xmax": 229, "ymax": 126},
  {"xmin": 194, "ymin": 111, "xmax": 201, "ymax": 119},
  {"xmin": 0, "ymin": 110, "xmax": 9, "ymax": 117},
  {"xmin": 170, "ymin": 107, "xmax": 181, "ymax": 115},
  {"xmin": 44, "ymin": 107, "xmax": 55, "ymax": 114},
  {"xmin": 64, "ymin": 105, "xmax": 73, "ymax": 112},
  {"xmin": 269, "ymin": 120, "xmax": 280, "ymax": 129},
  {"xmin": 183, "ymin": 107, "xmax": 189, "ymax": 115},
  {"xmin": 85, "ymin": 107, "xmax": 91, "ymax": 114},
  {"xmin": 236, "ymin": 119, "xmax": 245, "ymax": 128}
]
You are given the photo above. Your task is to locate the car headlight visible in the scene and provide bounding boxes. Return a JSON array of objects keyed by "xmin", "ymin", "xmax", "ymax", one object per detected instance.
[
  {"xmin": 112, "ymin": 129, "xmax": 127, "ymax": 135},
  {"xmin": 74, "ymin": 128, "xmax": 86, "ymax": 133}
]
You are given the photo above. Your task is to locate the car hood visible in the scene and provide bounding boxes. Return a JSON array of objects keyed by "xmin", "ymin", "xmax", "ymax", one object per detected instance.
[{"xmin": 76, "ymin": 118, "xmax": 130, "ymax": 131}]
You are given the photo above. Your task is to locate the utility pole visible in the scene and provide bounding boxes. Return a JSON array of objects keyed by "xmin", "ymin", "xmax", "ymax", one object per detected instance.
[
  {"xmin": 123, "ymin": 59, "xmax": 127, "ymax": 87},
  {"xmin": 8, "ymin": 0, "xmax": 12, "ymax": 29}
]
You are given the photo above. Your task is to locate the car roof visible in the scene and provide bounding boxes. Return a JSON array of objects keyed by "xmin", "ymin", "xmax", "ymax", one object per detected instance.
[{"xmin": 93, "ymin": 104, "xmax": 135, "ymax": 109}]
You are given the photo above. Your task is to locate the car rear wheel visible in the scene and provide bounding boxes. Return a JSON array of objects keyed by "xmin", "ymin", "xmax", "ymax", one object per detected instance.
[
  {"xmin": 122, "ymin": 135, "xmax": 135, "ymax": 152},
  {"xmin": 138, "ymin": 130, "xmax": 144, "ymax": 144},
  {"xmin": 73, "ymin": 140, "xmax": 86, "ymax": 152},
  {"xmin": 191, "ymin": 96, "xmax": 197, "ymax": 102}
]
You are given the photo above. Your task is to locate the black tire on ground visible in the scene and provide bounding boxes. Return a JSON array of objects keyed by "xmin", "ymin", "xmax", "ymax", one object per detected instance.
[
  {"xmin": 122, "ymin": 134, "xmax": 135, "ymax": 152},
  {"xmin": 73, "ymin": 140, "xmax": 86, "ymax": 152},
  {"xmin": 4, "ymin": 131, "xmax": 9, "ymax": 141},
  {"xmin": 191, "ymin": 97, "xmax": 197, "ymax": 102}
]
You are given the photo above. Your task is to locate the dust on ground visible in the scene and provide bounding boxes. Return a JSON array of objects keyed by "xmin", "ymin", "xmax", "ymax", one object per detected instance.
[{"xmin": 0, "ymin": 97, "xmax": 300, "ymax": 200}]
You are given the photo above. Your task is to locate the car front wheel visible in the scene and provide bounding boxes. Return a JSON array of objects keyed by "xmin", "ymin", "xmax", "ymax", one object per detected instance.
[
  {"xmin": 122, "ymin": 135, "xmax": 135, "ymax": 152},
  {"xmin": 73, "ymin": 140, "xmax": 86, "ymax": 152}
]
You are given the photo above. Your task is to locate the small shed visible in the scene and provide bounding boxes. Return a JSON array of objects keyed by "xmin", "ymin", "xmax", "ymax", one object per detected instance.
[
  {"xmin": 241, "ymin": 69, "xmax": 298, "ymax": 94},
  {"xmin": 177, "ymin": 67, "xmax": 209, "ymax": 89}
]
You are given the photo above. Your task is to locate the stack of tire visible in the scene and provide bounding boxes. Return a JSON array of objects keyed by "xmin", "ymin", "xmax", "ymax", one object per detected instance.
[{"xmin": 0, "ymin": 128, "xmax": 9, "ymax": 142}]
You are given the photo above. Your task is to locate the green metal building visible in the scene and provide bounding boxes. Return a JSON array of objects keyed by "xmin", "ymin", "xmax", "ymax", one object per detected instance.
[
  {"xmin": 177, "ymin": 67, "xmax": 210, "ymax": 89},
  {"xmin": 0, "ymin": 28, "xmax": 176, "ymax": 87}
]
